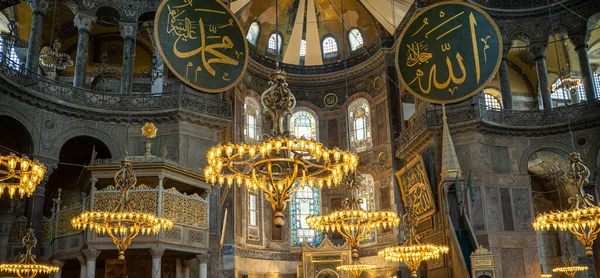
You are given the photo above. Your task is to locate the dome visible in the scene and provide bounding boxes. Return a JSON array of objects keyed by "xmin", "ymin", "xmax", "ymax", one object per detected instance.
[{"xmin": 231, "ymin": 0, "xmax": 414, "ymax": 73}]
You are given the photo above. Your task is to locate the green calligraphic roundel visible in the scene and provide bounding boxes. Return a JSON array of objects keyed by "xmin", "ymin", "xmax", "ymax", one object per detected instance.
[
  {"xmin": 396, "ymin": 2, "xmax": 502, "ymax": 104},
  {"xmin": 155, "ymin": 0, "xmax": 248, "ymax": 93}
]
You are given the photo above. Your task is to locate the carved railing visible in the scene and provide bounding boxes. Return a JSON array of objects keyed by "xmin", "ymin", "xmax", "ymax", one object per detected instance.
[
  {"xmin": 0, "ymin": 53, "xmax": 231, "ymax": 119},
  {"xmin": 90, "ymin": 155, "xmax": 203, "ymax": 175},
  {"xmin": 396, "ymin": 111, "xmax": 428, "ymax": 147}
]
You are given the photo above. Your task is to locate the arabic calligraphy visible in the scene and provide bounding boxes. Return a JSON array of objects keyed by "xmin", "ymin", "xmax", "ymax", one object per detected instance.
[
  {"xmin": 155, "ymin": 0, "xmax": 248, "ymax": 93},
  {"xmin": 396, "ymin": 2, "xmax": 502, "ymax": 104},
  {"xmin": 396, "ymin": 156, "xmax": 435, "ymax": 220}
]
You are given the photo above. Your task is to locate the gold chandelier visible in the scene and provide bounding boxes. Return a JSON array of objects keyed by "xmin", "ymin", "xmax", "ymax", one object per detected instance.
[
  {"xmin": 552, "ymin": 249, "xmax": 588, "ymax": 278},
  {"xmin": 533, "ymin": 152, "xmax": 600, "ymax": 256},
  {"xmin": 378, "ymin": 206, "xmax": 449, "ymax": 278},
  {"xmin": 39, "ymin": 39, "xmax": 73, "ymax": 71},
  {"xmin": 541, "ymin": 275, "xmax": 552, "ymax": 278},
  {"xmin": 72, "ymin": 159, "xmax": 173, "ymax": 260},
  {"xmin": 336, "ymin": 262, "xmax": 376, "ymax": 278},
  {"xmin": 306, "ymin": 171, "xmax": 400, "ymax": 257},
  {"xmin": 0, "ymin": 229, "xmax": 59, "ymax": 278},
  {"xmin": 204, "ymin": 70, "xmax": 358, "ymax": 227},
  {"xmin": 0, "ymin": 153, "xmax": 47, "ymax": 199}
]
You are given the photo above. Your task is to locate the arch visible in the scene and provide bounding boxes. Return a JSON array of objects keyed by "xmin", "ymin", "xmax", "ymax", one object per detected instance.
[
  {"xmin": 348, "ymin": 98, "xmax": 372, "ymax": 152},
  {"xmin": 0, "ymin": 116, "xmax": 34, "ymax": 156},
  {"xmin": 49, "ymin": 126, "xmax": 123, "ymax": 159},
  {"xmin": 0, "ymin": 104, "xmax": 37, "ymax": 155},
  {"xmin": 244, "ymin": 96, "xmax": 261, "ymax": 142},
  {"xmin": 348, "ymin": 28, "xmax": 364, "ymax": 51},
  {"xmin": 316, "ymin": 269, "xmax": 339, "ymax": 278},
  {"xmin": 483, "ymin": 88, "xmax": 502, "ymax": 110},
  {"xmin": 94, "ymin": 6, "xmax": 122, "ymax": 24},
  {"xmin": 289, "ymin": 107, "xmax": 319, "ymax": 141},
  {"xmin": 246, "ymin": 22, "xmax": 260, "ymax": 46},
  {"xmin": 267, "ymin": 32, "xmax": 282, "ymax": 55},
  {"xmin": 322, "ymin": 36, "xmax": 338, "ymax": 59},
  {"xmin": 518, "ymin": 142, "xmax": 572, "ymax": 174},
  {"xmin": 509, "ymin": 32, "xmax": 532, "ymax": 46}
]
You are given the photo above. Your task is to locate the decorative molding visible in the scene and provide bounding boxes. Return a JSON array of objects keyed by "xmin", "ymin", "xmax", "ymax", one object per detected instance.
[{"xmin": 235, "ymin": 247, "xmax": 301, "ymax": 261}]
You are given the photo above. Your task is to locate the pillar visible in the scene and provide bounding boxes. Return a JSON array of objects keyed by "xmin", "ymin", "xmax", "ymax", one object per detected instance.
[
  {"xmin": 149, "ymin": 22, "xmax": 164, "ymax": 94},
  {"xmin": 73, "ymin": 13, "xmax": 96, "ymax": 88},
  {"xmin": 150, "ymin": 247, "xmax": 165, "ymax": 278},
  {"xmin": 531, "ymin": 44, "xmax": 552, "ymax": 109},
  {"xmin": 182, "ymin": 260, "xmax": 191, "ymax": 278},
  {"xmin": 27, "ymin": 158, "xmax": 57, "ymax": 257},
  {"xmin": 82, "ymin": 248, "xmax": 101, "ymax": 278},
  {"xmin": 77, "ymin": 255, "xmax": 87, "ymax": 278},
  {"xmin": 119, "ymin": 22, "xmax": 137, "ymax": 94},
  {"xmin": 24, "ymin": 0, "xmax": 50, "ymax": 72},
  {"xmin": 52, "ymin": 260, "xmax": 64, "ymax": 278},
  {"xmin": 571, "ymin": 33, "xmax": 597, "ymax": 101},
  {"xmin": 499, "ymin": 45, "xmax": 513, "ymax": 109},
  {"xmin": 196, "ymin": 253, "xmax": 208, "ymax": 278}
]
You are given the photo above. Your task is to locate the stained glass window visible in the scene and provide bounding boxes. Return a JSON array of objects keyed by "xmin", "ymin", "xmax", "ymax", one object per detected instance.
[
  {"xmin": 289, "ymin": 109, "xmax": 318, "ymax": 141},
  {"xmin": 349, "ymin": 29, "xmax": 364, "ymax": 51},
  {"xmin": 322, "ymin": 37, "xmax": 338, "ymax": 58},
  {"xmin": 349, "ymin": 98, "xmax": 372, "ymax": 152},
  {"xmin": 290, "ymin": 184, "xmax": 322, "ymax": 246},
  {"xmin": 244, "ymin": 97, "xmax": 261, "ymax": 142},
  {"xmin": 360, "ymin": 174, "xmax": 376, "ymax": 243},
  {"xmin": 248, "ymin": 191, "xmax": 259, "ymax": 240},
  {"xmin": 246, "ymin": 22, "xmax": 260, "ymax": 46},
  {"xmin": 268, "ymin": 33, "xmax": 282, "ymax": 55}
]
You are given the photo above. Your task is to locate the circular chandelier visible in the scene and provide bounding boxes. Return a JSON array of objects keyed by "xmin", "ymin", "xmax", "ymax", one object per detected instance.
[
  {"xmin": 204, "ymin": 70, "xmax": 359, "ymax": 227},
  {"xmin": 72, "ymin": 159, "xmax": 173, "ymax": 260},
  {"xmin": 39, "ymin": 39, "xmax": 73, "ymax": 71},
  {"xmin": 306, "ymin": 171, "xmax": 400, "ymax": 257},
  {"xmin": 0, "ymin": 153, "xmax": 47, "ymax": 199},
  {"xmin": 0, "ymin": 229, "xmax": 59, "ymax": 278},
  {"xmin": 533, "ymin": 152, "xmax": 600, "ymax": 256},
  {"xmin": 336, "ymin": 263, "xmax": 376, "ymax": 278},
  {"xmin": 540, "ymin": 275, "xmax": 552, "ymax": 278},
  {"xmin": 378, "ymin": 206, "xmax": 449, "ymax": 278},
  {"xmin": 552, "ymin": 249, "xmax": 588, "ymax": 278}
]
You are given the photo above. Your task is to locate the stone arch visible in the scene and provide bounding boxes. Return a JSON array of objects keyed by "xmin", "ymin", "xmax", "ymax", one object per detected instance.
[
  {"xmin": 510, "ymin": 32, "xmax": 532, "ymax": 47},
  {"xmin": 94, "ymin": 5, "xmax": 122, "ymax": 22},
  {"xmin": 49, "ymin": 126, "xmax": 122, "ymax": 159},
  {"xmin": 0, "ymin": 115, "xmax": 35, "ymax": 157},
  {"xmin": 0, "ymin": 103, "xmax": 38, "ymax": 155},
  {"xmin": 294, "ymin": 101, "xmax": 325, "ymax": 119},
  {"xmin": 518, "ymin": 141, "xmax": 572, "ymax": 174}
]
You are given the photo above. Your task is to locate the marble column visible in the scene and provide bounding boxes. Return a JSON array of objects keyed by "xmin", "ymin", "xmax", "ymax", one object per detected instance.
[
  {"xmin": 27, "ymin": 158, "xmax": 56, "ymax": 257},
  {"xmin": 196, "ymin": 253, "xmax": 208, "ymax": 278},
  {"xmin": 119, "ymin": 22, "xmax": 137, "ymax": 94},
  {"xmin": 77, "ymin": 255, "xmax": 87, "ymax": 278},
  {"xmin": 149, "ymin": 23, "xmax": 164, "ymax": 94},
  {"xmin": 82, "ymin": 248, "xmax": 101, "ymax": 278},
  {"xmin": 571, "ymin": 34, "xmax": 597, "ymax": 101},
  {"xmin": 25, "ymin": 0, "xmax": 50, "ymax": 72},
  {"xmin": 182, "ymin": 260, "xmax": 191, "ymax": 278},
  {"xmin": 499, "ymin": 46, "xmax": 513, "ymax": 110},
  {"xmin": 150, "ymin": 247, "xmax": 165, "ymax": 278},
  {"xmin": 52, "ymin": 260, "xmax": 64, "ymax": 278},
  {"xmin": 73, "ymin": 13, "xmax": 96, "ymax": 88},
  {"xmin": 531, "ymin": 44, "xmax": 552, "ymax": 109}
]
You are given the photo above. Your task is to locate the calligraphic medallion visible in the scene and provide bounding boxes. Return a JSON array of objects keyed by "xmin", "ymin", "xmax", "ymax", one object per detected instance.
[
  {"xmin": 324, "ymin": 93, "xmax": 338, "ymax": 107},
  {"xmin": 155, "ymin": 0, "xmax": 248, "ymax": 93},
  {"xmin": 395, "ymin": 155, "xmax": 435, "ymax": 221},
  {"xmin": 396, "ymin": 2, "xmax": 502, "ymax": 104}
]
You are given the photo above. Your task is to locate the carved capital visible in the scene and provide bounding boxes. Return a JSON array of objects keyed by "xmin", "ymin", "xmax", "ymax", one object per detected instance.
[
  {"xmin": 81, "ymin": 0, "xmax": 97, "ymax": 10},
  {"xmin": 51, "ymin": 259, "xmax": 65, "ymax": 268},
  {"xmin": 196, "ymin": 253, "xmax": 209, "ymax": 264},
  {"xmin": 530, "ymin": 44, "xmax": 547, "ymax": 60},
  {"xmin": 149, "ymin": 247, "xmax": 165, "ymax": 259},
  {"xmin": 76, "ymin": 255, "xmax": 86, "ymax": 266},
  {"xmin": 82, "ymin": 248, "xmax": 101, "ymax": 261},
  {"xmin": 26, "ymin": 0, "xmax": 51, "ymax": 15},
  {"xmin": 74, "ymin": 13, "xmax": 96, "ymax": 33},
  {"xmin": 570, "ymin": 33, "xmax": 590, "ymax": 50},
  {"xmin": 120, "ymin": 22, "xmax": 138, "ymax": 40}
]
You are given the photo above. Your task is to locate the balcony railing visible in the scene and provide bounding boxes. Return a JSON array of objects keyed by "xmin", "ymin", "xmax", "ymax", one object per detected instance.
[{"xmin": 0, "ymin": 53, "xmax": 232, "ymax": 119}]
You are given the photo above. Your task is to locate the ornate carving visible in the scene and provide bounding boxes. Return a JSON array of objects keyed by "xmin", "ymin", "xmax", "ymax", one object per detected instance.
[
  {"xmin": 162, "ymin": 189, "xmax": 207, "ymax": 228},
  {"xmin": 26, "ymin": 0, "xmax": 51, "ymax": 15},
  {"xmin": 530, "ymin": 44, "xmax": 548, "ymax": 60},
  {"xmin": 58, "ymin": 206, "xmax": 83, "ymax": 236},
  {"xmin": 119, "ymin": 22, "xmax": 138, "ymax": 40},
  {"xmin": 73, "ymin": 13, "xmax": 97, "ymax": 33}
]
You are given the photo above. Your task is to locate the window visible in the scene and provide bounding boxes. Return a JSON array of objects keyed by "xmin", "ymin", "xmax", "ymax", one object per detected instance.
[
  {"xmin": 300, "ymin": 39, "xmax": 306, "ymax": 57},
  {"xmin": 291, "ymin": 185, "xmax": 322, "ymax": 246},
  {"xmin": 322, "ymin": 37, "xmax": 338, "ymax": 58},
  {"xmin": 551, "ymin": 78, "xmax": 574, "ymax": 102},
  {"xmin": 289, "ymin": 109, "xmax": 318, "ymax": 140},
  {"xmin": 267, "ymin": 33, "xmax": 282, "ymax": 55},
  {"xmin": 248, "ymin": 191, "xmax": 259, "ymax": 240},
  {"xmin": 349, "ymin": 29, "xmax": 364, "ymax": 51},
  {"xmin": 573, "ymin": 75, "xmax": 600, "ymax": 101},
  {"xmin": 244, "ymin": 97, "xmax": 261, "ymax": 142},
  {"xmin": 359, "ymin": 174, "xmax": 376, "ymax": 243},
  {"xmin": 483, "ymin": 89, "xmax": 502, "ymax": 110},
  {"xmin": 246, "ymin": 22, "xmax": 260, "ymax": 46},
  {"xmin": 1, "ymin": 36, "xmax": 20, "ymax": 70},
  {"xmin": 0, "ymin": 36, "xmax": 3, "ymax": 56},
  {"xmin": 349, "ymin": 98, "xmax": 372, "ymax": 152}
]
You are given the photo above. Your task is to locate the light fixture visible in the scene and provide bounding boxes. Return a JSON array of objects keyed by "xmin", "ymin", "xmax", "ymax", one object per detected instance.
[
  {"xmin": 378, "ymin": 206, "xmax": 449, "ymax": 278},
  {"xmin": 0, "ymin": 153, "xmax": 47, "ymax": 198},
  {"xmin": 533, "ymin": 152, "xmax": 600, "ymax": 256},
  {"xmin": 0, "ymin": 229, "xmax": 59, "ymax": 278},
  {"xmin": 39, "ymin": 39, "xmax": 73, "ymax": 71},
  {"xmin": 541, "ymin": 275, "xmax": 553, "ymax": 278},
  {"xmin": 306, "ymin": 171, "xmax": 400, "ymax": 257},
  {"xmin": 204, "ymin": 70, "xmax": 359, "ymax": 227},
  {"xmin": 552, "ymin": 249, "xmax": 588, "ymax": 278},
  {"xmin": 552, "ymin": 68, "xmax": 582, "ymax": 93},
  {"xmin": 336, "ymin": 262, "xmax": 376, "ymax": 278},
  {"xmin": 71, "ymin": 159, "xmax": 173, "ymax": 260}
]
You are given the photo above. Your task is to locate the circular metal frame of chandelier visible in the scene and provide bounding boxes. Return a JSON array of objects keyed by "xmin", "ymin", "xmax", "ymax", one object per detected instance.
[
  {"xmin": 39, "ymin": 39, "xmax": 73, "ymax": 71},
  {"xmin": 552, "ymin": 265, "xmax": 588, "ymax": 278},
  {"xmin": 540, "ymin": 275, "xmax": 552, "ymax": 278},
  {"xmin": 378, "ymin": 244, "xmax": 449, "ymax": 277},
  {"xmin": 0, "ymin": 153, "xmax": 47, "ymax": 199},
  {"xmin": 336, "ymin": 264, "xmax": 376, "ymax": 277},
  {"xmin": 0, "ymin": 229, "xmax": 59, "ymax": 278}
]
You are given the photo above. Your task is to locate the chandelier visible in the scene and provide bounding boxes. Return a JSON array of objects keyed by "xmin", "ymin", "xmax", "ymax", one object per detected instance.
[
  {"xmin": 533, "ymin": 152, "xmax": 600, "ymax": 256},
  {"xmin": 204, "ymin": 70, "xmax": 359, "ymax": 227},
  {"xmin": 0, "ymin": 153, "xmax": 47, "ymax": 198},
  {"xmin": 306, "ymin": 171, "xmax": 400, "ymax": 257},
  {"xmin": 378, "ymin": 206, "xmax": 449, "ymax": 278},
  {"xmin": 541, "ymin": 275, "xmax": 552, "ymax": 278},
  {"xmin": 552, "ymin": 249, "xmax": 588, "ymax": 278},
  {"xmin": 39, "ymin": 39, "xmax": 73, "ymax": 71},
  {"xmin": 552, "ymin": 69, "xmax": 581, "ymax": 92},
  {"xmin": 0, "ymin": 229, "xmax": 59, "ymax": 278},
  {"xmin": 336, "ymin": 262, "xmax": 376, "ymax": 278},
  {"xmin": 71, "ymin": 159, "xmax": 173, "ymax": 260}
]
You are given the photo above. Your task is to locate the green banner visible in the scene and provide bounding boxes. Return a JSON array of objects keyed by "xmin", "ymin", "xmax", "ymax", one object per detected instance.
[
  {"xmin": 155, "ymin": 0, "xmax": 248, "ymax": 93},
  {"xmin": 396, "ymin": 2, "xmax": 502, "ymax": 104}
]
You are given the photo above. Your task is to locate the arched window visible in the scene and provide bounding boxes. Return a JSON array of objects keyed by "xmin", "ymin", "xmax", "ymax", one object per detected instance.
[
  {"xmin": 290, "ymin": 185, "xmax": 322, "ymax": 246},
  {"xmin": 247, "ymin": 190, "xmax": 260, "ymax": 240},
  {"xmin": 359, "ymin": 174, "xmax": 376, "ymax": 243},
  {"xmin": 483, "ymin": 89, "xmax": 502, "ymax": 110},
  {"xmin": 348, "ymin": 98, "xmax": 372, "ymax": 152},
  {"xmin": 348, "ymin": 29, "xmax": 364, "ymax": 51},
  {"xmin": 322, "ymin": 37, "xmax": 338, "ymax": 58},
  {"xmin": 300, "ymin": 39, "xmax": 307, "ymax": 57},
  {"xmin": 246, "ymin": 22, "xmax": 260, "ymax": 46},
  {"xmin": 267, "ymin": 33, "xmax": 282, "ymax": 55},
  {"xmin": 289, "ymin": 108, "xmax": 318, "ymax": 141},
  {"xmin": 244, "ymin": 97, "xmax": 261, "ymax": 142}
]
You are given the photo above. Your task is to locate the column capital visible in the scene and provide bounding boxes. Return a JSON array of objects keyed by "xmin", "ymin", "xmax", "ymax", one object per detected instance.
[
  {"xmin": 82, "ymin": 248, "xmax": 101, "ymax": 261},
  {"xmin": 530, "ymin": 44, "xmax": 547, "ymax": 60},
  {"xmin": 502, "ymin": 43, "xmax": 511, "ymax": 59},
  {"xmin": 26, "ymin": 0, "xmax": 51, "ymax": 15},
  {"xmin": 76, "ymin": 255, "xmax": 86, "ymax": 266},
  {"xmin": 196, "ymin": 253, "xmax": 209, "ymax": 263},
  {"xmin": 570, "ymin": 33, "xmax": 590, "ymax": 50},
  {"xmin": 74, "ymin": 13, "xmax": 96, "ymax": 33},
  {"xmin": 149, "ymin": 247, "xmax": 165, "ymax": 259},
  {"xmin": 52, "ymin": 259, "xmax": 65, "ymax": 268},
  {"xmin": 119, "ymin": 22, "xmax": 138, "ymax": 40}
]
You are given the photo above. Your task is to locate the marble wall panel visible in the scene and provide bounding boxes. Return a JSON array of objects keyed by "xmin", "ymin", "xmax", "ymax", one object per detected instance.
[
  {"xmin": 501, "ymin": 248, "xmax": 526, "ymax": 278},
  {"xmin": 470, "ymin": 186, "xmax": 485, "ymax": 232},
  {"xmin": 485, "ymin": 187, "xmax": 503, "ymax": 232},
  {"xmin": 512, "ymin": 188, "xmax": 533, "ymax": 232}
]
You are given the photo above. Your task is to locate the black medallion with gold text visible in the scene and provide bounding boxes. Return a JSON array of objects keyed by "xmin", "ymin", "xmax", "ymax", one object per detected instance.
[
  {"xmin": 155, "ymin": 0, "xmax": 248, "ymax": 93},
  {"xmin": 396, "ymin": 2, "xmax": 502, "ymax": 104}
]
